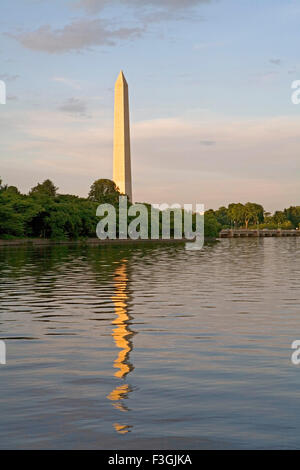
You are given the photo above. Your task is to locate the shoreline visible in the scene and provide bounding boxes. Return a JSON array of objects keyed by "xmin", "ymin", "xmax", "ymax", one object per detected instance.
[{"xmin": 0, "ymin": 237, "xmax": 209, "ymax": 248}]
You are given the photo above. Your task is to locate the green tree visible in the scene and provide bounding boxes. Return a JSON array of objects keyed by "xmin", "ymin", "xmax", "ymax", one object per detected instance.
[
  {"xmin": 284, "ymin": 206, "xmax": 300, "ymax": 228},
  {"xmin": 88, "ymin": 179, "xmax": 120, "ymax": 204},
  {"xmin": 0, "ymin": 193, "xmax": 24, "ymax": 237},
  {"xmin": 0, "ymin": 178, "xmax": 8, "ymax": 193},
  {"xmin": 3, "ymin": 186, "xmax": 20, "ymax": 196},
  {"xmin": 227, "ymin": 203, "xmax": 245, "ymax": 228},
  {"xmin": 215, "ymin": 206, "xmax": 230, "ymax": 228},
  {"xmin": 244, "ymin": 202, "xmax": 264, "ymax": 228},
  {"xmin": 204, "ymin": 212, "xmax": 221, "ymax": 238},
  {"xmin": 273, "ymin": 211, "xmax": 287, "ymax": 225},
  {"xmin": 29, "ymin": 179, "xmax": 58, "ymax": 197}
]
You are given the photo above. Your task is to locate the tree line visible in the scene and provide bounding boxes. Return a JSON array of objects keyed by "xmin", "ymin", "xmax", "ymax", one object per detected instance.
[
  {"xmin": 0, "ymin": 177, "xmax": 299, "ymax": 240},
  {"xmin": 207, "ymin": 202, "xmax": 300, "ymax": 230}
]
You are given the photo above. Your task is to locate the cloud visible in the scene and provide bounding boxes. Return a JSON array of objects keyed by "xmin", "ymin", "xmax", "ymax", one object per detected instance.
[
  {"xmin": 269, "ymin": 58, "xmax": 282, "ymax": 66},
  {"xmin": 250, "ymin": 71, "xmax": 278, "ymax": 84},
  {"xmin": 194, "ymin": 41, "xmax": 224, "ymax": 50},
  {"xmin": 75, "ymin": 0, "xmax": 211, "ymax": 13},
  {"xmin": 130, "ymin": 115, "xmax": 300, "ymax": 209},
  {"xmin": 1, "ymin": 109, "xmax": 299, "ymax": 211},
  {"xmin": 0, "ymin": 73, "xmax": 19, "ymax": 82},
  {"xmin": 74, "ymin": 0, "xmax": 108, "ymax": 11},
  {"xmin": 59, "ymin": 97, "xmax": 87, "ymax": 115},
  {"xmin": 52, "ymin": 77, "xmax": 81, "ymax": 90},
  {"xmin": 8, "ymin": 0, "xmax": 212, "ymax": 54},
  {"xmin": 199, "ymin": 140, "xmax": 216, "ymax": 145},
  {"xmin": 8, "ymin": 18, "xmax": 143, "ymax": 54}
]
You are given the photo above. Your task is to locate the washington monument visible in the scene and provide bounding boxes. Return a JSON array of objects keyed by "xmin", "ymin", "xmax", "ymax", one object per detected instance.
[{"xmin": 113, "ymin": 71, "xmax": 132, "ymax": 202}]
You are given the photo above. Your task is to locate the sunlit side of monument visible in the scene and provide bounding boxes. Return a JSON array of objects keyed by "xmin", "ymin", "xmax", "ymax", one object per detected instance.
[{"xmin": 113, "ymin": 71, "xmax": 133, "ymax": 202}]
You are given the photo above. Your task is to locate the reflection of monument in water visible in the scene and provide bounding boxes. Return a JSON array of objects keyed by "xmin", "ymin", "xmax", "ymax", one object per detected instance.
[{"xmin": 106, "ymin": 259, "xmax": 135, "ymax": 434}]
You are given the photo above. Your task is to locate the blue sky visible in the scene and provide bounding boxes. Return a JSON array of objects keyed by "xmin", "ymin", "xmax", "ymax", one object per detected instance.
[{"xmin": 1, "ymin": 0, "xmax": 300, "ymax": 210}]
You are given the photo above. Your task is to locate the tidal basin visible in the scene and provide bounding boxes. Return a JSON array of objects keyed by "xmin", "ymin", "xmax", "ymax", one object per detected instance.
[{"xmin": 0, "ymin": 238, "xmax": 299, "ymax": 449}]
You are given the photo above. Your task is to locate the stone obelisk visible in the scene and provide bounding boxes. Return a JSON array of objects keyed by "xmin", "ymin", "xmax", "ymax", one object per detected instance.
[{"xmin": 113, "ymin": 70, "xmax": 132, "ymax": 202}]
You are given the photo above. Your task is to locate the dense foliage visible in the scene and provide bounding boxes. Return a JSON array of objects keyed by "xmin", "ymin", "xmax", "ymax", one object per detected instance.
[
  {"xmin": 208, "ymin": 202, "xmax": 300, "ymax": 230},
  {"xmin": 0, "ymin": 178, "xmax": 108, "ymax": 240},
  {"xmin": 0, "ymin": 177, "xmax": 299, "ymax": 240}
]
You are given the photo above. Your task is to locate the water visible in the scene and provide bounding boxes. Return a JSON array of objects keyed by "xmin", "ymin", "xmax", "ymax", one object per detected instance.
[{"xmin": 0, "ymin": 238, "xmax": 299, "ymax": 449}]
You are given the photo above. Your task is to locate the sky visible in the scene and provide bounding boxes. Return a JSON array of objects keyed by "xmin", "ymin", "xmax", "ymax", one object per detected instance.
[{"xmin": 0, "ymin": 0, "xmax": 300, "ymax": 211}]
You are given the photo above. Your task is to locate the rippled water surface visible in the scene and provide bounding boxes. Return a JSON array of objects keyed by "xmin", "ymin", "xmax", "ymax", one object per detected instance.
[{"xmin": 0, "ymin": 238, "xmax": 300, "ymax": 449}]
